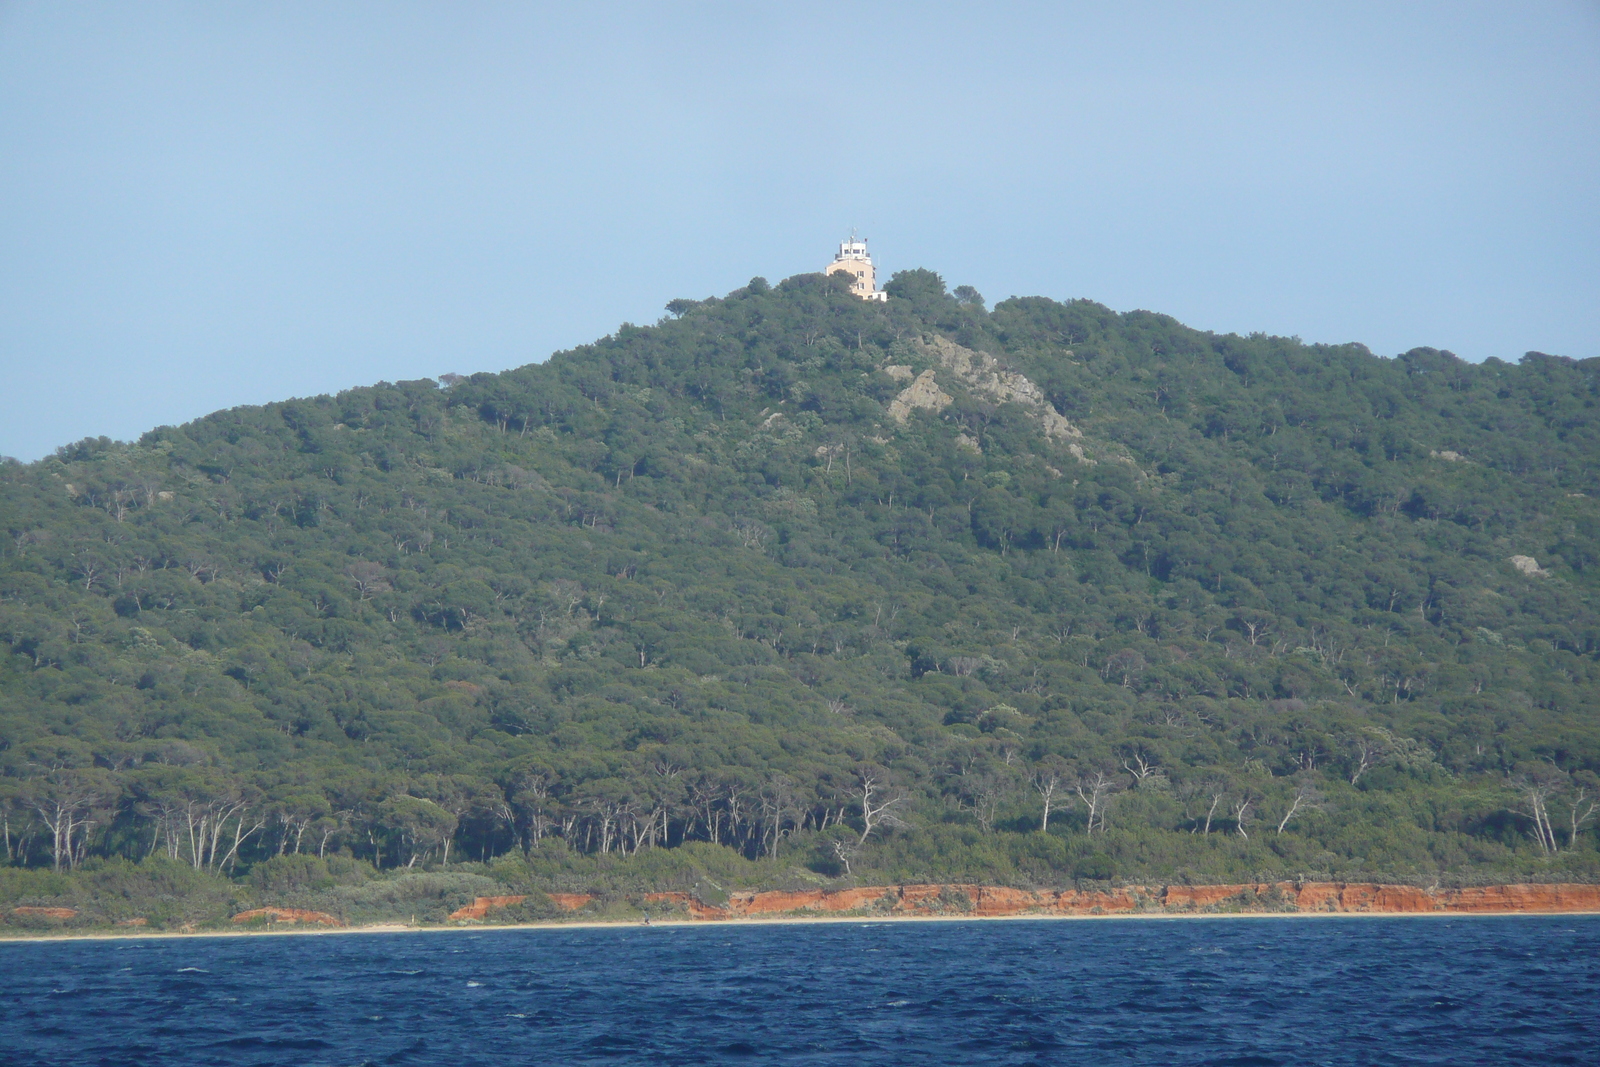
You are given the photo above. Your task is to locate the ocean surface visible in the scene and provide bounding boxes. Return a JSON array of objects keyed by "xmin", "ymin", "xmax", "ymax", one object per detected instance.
[{"xmin": 3, "ymin": 915, "xmax": 1597, "ymax": 1066}]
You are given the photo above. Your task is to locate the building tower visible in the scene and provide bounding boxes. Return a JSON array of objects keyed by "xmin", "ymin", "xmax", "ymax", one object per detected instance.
[{"xmin": 825, "ymin": 235, "xmax": 888, "ymax": 301}]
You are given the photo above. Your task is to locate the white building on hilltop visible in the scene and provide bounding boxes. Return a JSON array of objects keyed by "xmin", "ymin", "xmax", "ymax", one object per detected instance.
[{"xmin": 825, "ymin": 235, "xmax": 888, "ymax": 301}]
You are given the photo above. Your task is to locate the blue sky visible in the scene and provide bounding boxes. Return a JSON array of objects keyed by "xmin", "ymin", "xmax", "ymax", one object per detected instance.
[{"xmin": 2, "ymin": 2, "xmax": 1597, "ymax": 461}]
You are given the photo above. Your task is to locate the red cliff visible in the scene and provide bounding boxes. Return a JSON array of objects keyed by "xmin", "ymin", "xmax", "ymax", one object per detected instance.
[
  {"xmin": 10, "ymin": 906, "xmax": 78, "ymax": 920},
  {"xmin": 1435, "ymin": 883, "xmax": 1600, "ymax": 913},
  {"xmin": 406, "ymin": 881, "xmax": 1600, "ymax": 928},
  {"xmin": 449, "ymin": 892, "xmax": 595, "ymax": 921},
  {"xmin": 231, "ymin": 907, "xmax": 341, "ymax": 926},
  {"xmin": 667, "ymin": 881, "xmax": 1600, "ymax": 920},
  {"xmin": 448, "ymin": 895, "xmax": 528, "ymax": 921}
]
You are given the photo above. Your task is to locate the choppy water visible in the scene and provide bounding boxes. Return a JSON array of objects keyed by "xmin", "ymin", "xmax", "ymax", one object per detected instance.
[{"xmin": 3, "ymin": 915, "xmax": 1597, "ymax": 1065}]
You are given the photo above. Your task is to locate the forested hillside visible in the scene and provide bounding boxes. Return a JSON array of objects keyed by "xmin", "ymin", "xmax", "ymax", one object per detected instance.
[{"xmin": 3, "ymin": 268, "xmax": 1598, "ymax": 923}]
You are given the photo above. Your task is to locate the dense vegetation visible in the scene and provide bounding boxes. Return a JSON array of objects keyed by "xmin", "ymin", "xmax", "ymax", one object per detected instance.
[{"xmin": 3, "ymin": 268, "xmax": 1598, "ymax": 928}]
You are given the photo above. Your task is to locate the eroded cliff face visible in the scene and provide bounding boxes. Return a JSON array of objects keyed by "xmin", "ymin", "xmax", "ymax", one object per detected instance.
[
  {"xmin": 10, "ymin": 906, "xmax": 78, "ymax": 920},
  {"xmin": 230, "ymin": 907, "xmax": 341, "ymax": 926},
  {"xmin": 446, "ymin": 895, "xmax": 530, "ymax": 921},
  {"xmin": 444, "ymin": 891, "xmax": 595, "ymax": 920},
  {"xmin": 447, "ymin": 883, "xmax": 1600, "ymax": 924}
]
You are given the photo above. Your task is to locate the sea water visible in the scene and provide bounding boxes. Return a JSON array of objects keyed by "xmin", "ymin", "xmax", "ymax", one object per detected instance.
[{"xmin": 3, "ymin": 915, "xmax": 1596, "ymax": 1065}]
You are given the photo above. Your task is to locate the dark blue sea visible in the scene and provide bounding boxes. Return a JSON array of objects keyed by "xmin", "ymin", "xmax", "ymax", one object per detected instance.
[{"xmin": 3, "ymin": 915, "xmax": 1597, "ymax": 1066}]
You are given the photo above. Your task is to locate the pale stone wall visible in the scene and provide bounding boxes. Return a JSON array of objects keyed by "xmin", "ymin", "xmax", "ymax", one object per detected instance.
[
  {"xmin": 826, "ymin": 256, "xmax": 876, "ymax": 297},
  {"xmin": 827, "ymin": 238, "xmax": 886, "ymax": 300}
]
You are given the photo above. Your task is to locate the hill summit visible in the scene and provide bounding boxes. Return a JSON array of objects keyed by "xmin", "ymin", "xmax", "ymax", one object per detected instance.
[{"xmin": 2, "ymin": 267, "xmax": 1597, "ymax": 917}]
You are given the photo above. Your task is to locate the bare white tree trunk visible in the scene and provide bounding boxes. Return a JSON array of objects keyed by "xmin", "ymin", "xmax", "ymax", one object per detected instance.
[
  {"xmin": 217, "ymin": 812, "xmax": 265, "ymax": 872},
  {"xmin": 1233, "ymin": 795, "xmax": 1255, "ymax": 839},
  {"xmin": 1073, "ymin": 770, "xmax": 1124, "ymax": 835},
  {"xmin": 1032, "ymin": 769, "xmax": 1062, "ymax": 832},
  {"xmin": 1276, "ymin": 782, "xmax": 1324, "ymax": 835},
  {"xmin": 1202, "ymin": 791, "xmax": 1223, "ymax": 836},
  {"xmin": 851, "ymin": 770, "xmax": 905, "ymax": 845},
  {"xmin": 1567, "ymin": 788, "xmax": 1597, "ymax": 850}
]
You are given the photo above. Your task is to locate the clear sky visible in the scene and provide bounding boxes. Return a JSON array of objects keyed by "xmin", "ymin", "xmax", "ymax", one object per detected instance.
[{"xmin": 2, "ymin": 2, "xmax": 1597, "ymax": 462}]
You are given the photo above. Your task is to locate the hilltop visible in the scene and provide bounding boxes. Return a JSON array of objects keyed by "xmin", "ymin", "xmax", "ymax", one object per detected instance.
[{"xmin": 2, "ymin": 268, "xmax": 1597, "ymax": 929}]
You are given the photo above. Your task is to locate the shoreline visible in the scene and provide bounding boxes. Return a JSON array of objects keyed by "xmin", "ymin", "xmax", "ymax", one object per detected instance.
[{"xmin": 5, "ymin": 905, "xmax": 1600, "ymax": 945}]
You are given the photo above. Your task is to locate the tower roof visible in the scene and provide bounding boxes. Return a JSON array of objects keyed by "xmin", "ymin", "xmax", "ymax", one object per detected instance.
[{"xmin": 835, "ymin": 235, "xmax": 870, "ymax": 260}]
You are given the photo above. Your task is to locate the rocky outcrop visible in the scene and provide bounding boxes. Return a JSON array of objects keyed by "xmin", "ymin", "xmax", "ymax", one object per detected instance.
[
  {"xmin": 886, "ymin": 370, "xmax": 953, "ymax": 424},
  {"xmin": 230, "ymin": 907, "xmax": 341, "ymax": 926},
  {"xmin": 913, "ymin": 336, "xmax": 1082, "ymax": 442}
]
